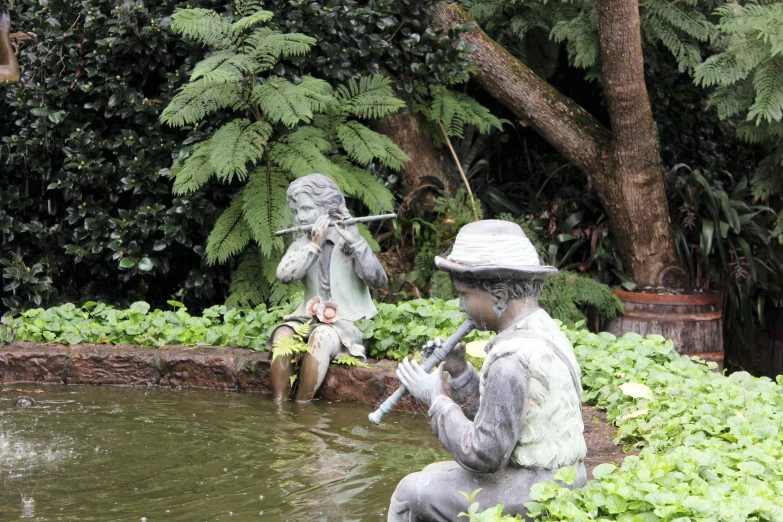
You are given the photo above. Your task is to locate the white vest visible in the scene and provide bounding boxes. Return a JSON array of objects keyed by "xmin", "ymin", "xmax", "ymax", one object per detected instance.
[{"xmin": 479, "ymin": 309, "xmax": 587, "ymax": 469}]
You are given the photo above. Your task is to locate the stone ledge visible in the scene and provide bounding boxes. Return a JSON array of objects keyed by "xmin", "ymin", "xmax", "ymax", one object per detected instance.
[{"xmin": 0, "ymin": 341, "xmax": 421, "ymax": 412}]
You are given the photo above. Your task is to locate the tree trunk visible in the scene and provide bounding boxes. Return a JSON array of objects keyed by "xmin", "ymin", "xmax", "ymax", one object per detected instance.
[
  {"xmin": 376, "ymin": 106, "xmax": 452, "ymax": 193},
  {"xmin": 429, "ymin": 2, "xmax": 688, "ymax": 288}
]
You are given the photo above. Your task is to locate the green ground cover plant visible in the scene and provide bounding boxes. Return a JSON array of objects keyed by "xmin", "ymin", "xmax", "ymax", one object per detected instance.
[
  {"xmin": 3, "ymin": 298, "xmax": 782, "ymax": 520},
  {"xmin": 470, "ymin": 329, "xmax": 783, "ymax": 521}
]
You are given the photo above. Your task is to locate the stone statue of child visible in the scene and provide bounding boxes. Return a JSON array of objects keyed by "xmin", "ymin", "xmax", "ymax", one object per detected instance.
[
  {"xmin": 388, "ymin": 220, "xmax": 587, "ymax": 521},
  {"xmin": 268, "ymin": 173, "xmax": 388, "ymax": 401}
]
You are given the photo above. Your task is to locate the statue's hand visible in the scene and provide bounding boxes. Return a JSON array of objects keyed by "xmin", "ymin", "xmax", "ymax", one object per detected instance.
[
  {"xmin": 335, "ymin": 223, "xmax": 364, "ymax": 248},
  {"xmin": 311, "ymin": 215, "xmax": 331, "ymax": 248},
  {"xmin": 396, "ymin": 358, "xmax": 446, "ymax": 407},
  {"xmin": 422, "ymin": 339, "xmax": 469, "ymax": 379}
]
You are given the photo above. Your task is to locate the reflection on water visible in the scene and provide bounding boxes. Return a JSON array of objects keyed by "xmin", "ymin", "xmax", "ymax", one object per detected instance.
[{"xmin": 0, "ymin": 385, "xmax": 447, "ymax": 521}]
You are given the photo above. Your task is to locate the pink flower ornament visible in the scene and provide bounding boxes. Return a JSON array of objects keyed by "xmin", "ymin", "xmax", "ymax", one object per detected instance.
[
  {"xmin": 305, "ymin": 296, "xmax": 322, "ymax": 316},
  {"xmin": 316, "ymin": 300, "xmax": 340, "ymax": 324}
]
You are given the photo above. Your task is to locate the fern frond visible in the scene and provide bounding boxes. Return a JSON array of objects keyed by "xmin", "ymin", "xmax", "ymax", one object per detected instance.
[
  {"xmin": 748, "ymin": 57, "xmax": 783, "ymax": 124},
  {"xmin": 190, "ymin": 51, "xmax": 259, "ymax": 83},
  {"xmin": 551, "ymin": 11, "xmax": 599, "ymax": 70},
  {"xmin": 294, "ymin": 319, "xmax": 312, "ymax": 338},
  {"xmin": 252, "ymin": 77, "xmax": 335, "ymax": 127},
  {"xmin": 330, "ymin": 155, "xmax": 394, "ymax": 214},
  {"xmin": 246, "ymin": 28, "xmax": 316, "ymax": 69},
  {"xmin": 170, "ymin": 141, "xmax": 215, "ymax": 195},
  {"xmin": 206, "ymin": 195, "xmax": 252, "ymax": 264},
  {"xmin": 161, "ymin": 81, "xmax": 248, "ymax": 127},
  {"xmin": 694, "ymin": 39, "xmax": 768, "ymax": 88},
  {"xmin": 356, "ymin": 223, "xmax": 381, "ymax": 254},
  {"xmin": 336, "ymin": 121, "xmax": 409, "ymax": 170},
  {"xmin": 270, "ymin": 127, "xmax": 336, "ymax": 176},
  {"xmin": 422, "ymin": 87, "xmax": 502, "ymax": 141},
  {"xmin": 707, "ymin": 82, "xmax": 754, "ymax": 120},
  {"xmin": 332, "ymin": 354, "xmax": 366, "ymax": 366},
  {"xmin": 208, "ymin": 119, "xmax": 272, "ymax": 182},
  {"xmin": 272, "ymin": 335, "xmax": 309, "ymax": 361},
  {"xmin": 226, "ymin": 248, "xmax": 269, "ymax": 308},
  {"xmin": 465, "ymin": 0, "xmax": 503, "ymax": 24},
  {"xmin": 241, "ymin": 167, "xmax": 290, "ymax": 256},
  {"xmin": 232, "ymin": 9, "xmax": 273, "ymax": 32},
  {"xmin": 171, "ymin": 8, "xmax": 235, "ymax": 49},
  {"xmin": 335, "ymin": 76, "xmax": 406, "ymax": 120}
]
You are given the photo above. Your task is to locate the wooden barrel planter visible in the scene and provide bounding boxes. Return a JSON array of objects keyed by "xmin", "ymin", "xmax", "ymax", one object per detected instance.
[{"xmin": 606, "ymin": 290, "xmax": 724, "ymax": 370}]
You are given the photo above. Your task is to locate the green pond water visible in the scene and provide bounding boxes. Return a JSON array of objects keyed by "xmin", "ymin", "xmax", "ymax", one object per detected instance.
[{"xmin": 0, "ymin": 385, "xmax": 447, "ymax": 521}]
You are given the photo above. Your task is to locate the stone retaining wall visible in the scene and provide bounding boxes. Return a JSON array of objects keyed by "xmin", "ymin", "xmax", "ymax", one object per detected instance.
[{"xmin": 0, "ymin": 341, "xmax": 420, "ymax": 412}]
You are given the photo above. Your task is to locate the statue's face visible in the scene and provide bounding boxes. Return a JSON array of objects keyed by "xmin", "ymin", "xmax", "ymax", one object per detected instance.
[
  {"xmin": 454, "ymin": 280, "xmax": 499, "ymax": 332},
  {"xmin": 290, "ymin": 193, "xmax": 323, "ymax": 226}
]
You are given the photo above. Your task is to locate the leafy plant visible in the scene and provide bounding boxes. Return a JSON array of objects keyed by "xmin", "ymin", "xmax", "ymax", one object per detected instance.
[
  {"xmin": 539, "ymin": 270, "xmax": 623, "ymax": 328},
  {"xmin": 357, "ymin": 298, "xmax": 492, "ymax": 361},
  {"xmin": 667, "ymin": 164, "xmax": 783, "ymax": 371},
  {"xmin": 1, "ymin": 299, "xmax": 298, "ymax": 350},
  {"xmin": 161, "ymin": 4, "xmax": 406, "ymax": 307},
  {"xmin": 332, "ymin": 354, "xmax": 366, "ymax": 367},
  {"xmin": 693, "ymin": 2, "xmax": 783, "ymax": 201},
  {"xmin": 0, "ymin": 0, "xmax": 232, "ymax": 314},
  {"xmin": 476, "ymin": 325, "xmax": 783, "ymax": 521},
  {"xmin": 271, "ymin": 319, "xmax": 310, "ymax": 361}
]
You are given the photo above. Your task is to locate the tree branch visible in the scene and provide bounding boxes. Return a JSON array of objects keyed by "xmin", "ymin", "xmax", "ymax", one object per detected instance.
[{"xmin": 429, "ymin": 2, "xmax": 612, "ymax": 178}]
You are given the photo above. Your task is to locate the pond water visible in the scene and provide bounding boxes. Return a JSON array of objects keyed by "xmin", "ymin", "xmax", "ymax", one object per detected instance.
[{"xmin": 0, "ymin": 385, "xmax": 447, "ymax": 521}]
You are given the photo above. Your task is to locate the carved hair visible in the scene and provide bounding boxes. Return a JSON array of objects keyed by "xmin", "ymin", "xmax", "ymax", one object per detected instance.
[
  {"xmin": 451, "ymin": 275, "xmax": 544, "ymax": 300},
  {"xmin": 287, "ymin": 173, "xmax": 351, "ymax": 220}
]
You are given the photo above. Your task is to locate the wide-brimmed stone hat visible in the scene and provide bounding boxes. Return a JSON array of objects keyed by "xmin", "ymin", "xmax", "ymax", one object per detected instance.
[{"xmin": 435, "ymin": 220, "xmax": 557, "ymax": 279}]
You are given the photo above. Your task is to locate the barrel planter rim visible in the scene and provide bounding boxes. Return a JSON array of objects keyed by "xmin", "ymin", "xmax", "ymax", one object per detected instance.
[{"xmin": 612, "ymin": 288, "xmax": 722, "ymax": 306}]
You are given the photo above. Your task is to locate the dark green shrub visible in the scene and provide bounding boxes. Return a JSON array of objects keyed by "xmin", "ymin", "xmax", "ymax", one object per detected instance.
[{"xmin": 0, "ymin": 0, "xmax": 232, "ymax": 314}]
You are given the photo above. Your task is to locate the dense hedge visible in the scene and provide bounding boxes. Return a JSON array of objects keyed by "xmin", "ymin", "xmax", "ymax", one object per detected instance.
[{"xmin": 0, "ymin": 0, "xmax": 233, "ymax": 314}]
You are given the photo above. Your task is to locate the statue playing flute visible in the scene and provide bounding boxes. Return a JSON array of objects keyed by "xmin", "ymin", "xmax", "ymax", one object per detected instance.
[
  {"xmin": 387, "ymin": 220, "xmax": 587, "ymax": 521},
  {"xmin": 268, "ymin": 173, "xmax": 388, "ymax": 402}
]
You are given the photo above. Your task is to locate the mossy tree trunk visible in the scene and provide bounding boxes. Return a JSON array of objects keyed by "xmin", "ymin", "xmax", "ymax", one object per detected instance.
[
  {"xmin": 376, "ymin": 104, "xmax": 452, "ymax": 195},
  {"xmin": 430, "ymin": 0, "xmax": 688, "ymax": 288}
]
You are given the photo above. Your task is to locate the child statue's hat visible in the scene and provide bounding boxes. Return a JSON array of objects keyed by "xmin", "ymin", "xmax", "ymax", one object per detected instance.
[{"xmin": 435, "ymin": 220, "xmax": 557, "ymax": 279}]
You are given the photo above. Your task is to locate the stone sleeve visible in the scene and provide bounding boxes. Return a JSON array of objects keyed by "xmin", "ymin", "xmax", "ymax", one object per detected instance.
[
  {"xmin": 276, "ymin": 239, "xmax": 321, "ymax": 283},
  {"xmin": 427, "ymin": 356, "xmax": 529, "ymax": 473},
  {"xmin": 350, "ymin": 241, "xmax": 388, "ymax": 289},
  {"xmin": 447, "ymin": 365, "xmax": 480, "ymax": 419}
]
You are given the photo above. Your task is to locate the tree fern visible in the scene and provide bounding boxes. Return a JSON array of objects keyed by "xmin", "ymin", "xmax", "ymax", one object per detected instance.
[
  {"xmin": 160, "ymin": 81, "xmax": 247, "ymax": 127},
  {"xmin": 225, "ymin": 248, "xmax": 269, "ymax": 308},
  {"xmin": 539, "ymin": 270, "xmax": 623, "ymax": 326},
  {"xmin": 205, "ymin": 195, "xmax": 252, "ymax": 265},
  {"xmin": 208, "ymin": 119, "xmax": 271, "ymax": 182},
  {"xmin": 241, "ymin": 168, "xmax": 289, "ymax": 256},
  {"xmin": 417, "ymin": 86, "xmax": 503, "ymax": 144},
  {"xmin": 246, "ymin": 29, "xmax": 317, "ymax": 69},
  {"xmin": 170, "ymin": 8, "xmax": 235, "ymax": 49},
  {"xmin": 692, "ymin": 2, "xmax": 783, "ymax": 198},
  {"xmin": 162, "ymin": 5, "xmax": 406, "ymax": 308},
  {"xmin": 170, "ymin": 142, "xmax": 214, "ymax": 195},
  {"xmin": 336, "ymin": 76, "xmax": 406, "ymax": 120}
]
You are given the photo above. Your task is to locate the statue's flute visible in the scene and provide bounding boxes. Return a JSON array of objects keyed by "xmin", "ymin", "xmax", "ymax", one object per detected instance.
[
  {"xmin": 368, "ymin": 319, "xmax": 475, "ymax": 425},
  {"xmin": 275, "ymin": 213, "xmax": 397, "ymax": 236}
]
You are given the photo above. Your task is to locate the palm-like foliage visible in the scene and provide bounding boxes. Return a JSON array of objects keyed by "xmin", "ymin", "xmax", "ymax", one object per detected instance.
[{"xmin": 162, "ymin": 3, "xmax": 407, "ymax": 306}]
